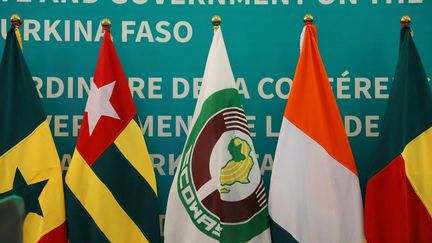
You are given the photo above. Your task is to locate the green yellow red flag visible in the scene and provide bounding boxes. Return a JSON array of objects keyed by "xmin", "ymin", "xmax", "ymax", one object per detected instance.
[
  {"xmin": 0, "ymin": 25, "xmax": 67, "ymax": 242},
  {"xmin": 365, "ymin": 21, "xmax": 432, "ymax": 243}
]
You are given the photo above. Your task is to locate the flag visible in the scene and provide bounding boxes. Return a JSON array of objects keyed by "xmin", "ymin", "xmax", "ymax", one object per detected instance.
[
  {"xmin": 0, "ymin": 26, "xmax": 67, "ymax": 242},
  {"xmin": 364, "ymin": 23, "xmax": 432, "ymax": 243},
  {"xmin": 164, "ymin": 25, "xmax": 271, "ymax": 243},
  {"xmin": 268, "ymin": 22, "xmax": 364, "ymax": 243},
  {"xmin": 65, "ymin": 24, "xmax": 160, "ymax": 243}
]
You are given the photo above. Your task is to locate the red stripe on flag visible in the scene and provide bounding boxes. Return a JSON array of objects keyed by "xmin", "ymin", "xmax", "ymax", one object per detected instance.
[
  {"xmin": 38, "ymin": 222, "xmax": 67, "ymax": 243},
  {"xmin": 365, "ymin": 155, "xmax": 432, "ymax": 243}
]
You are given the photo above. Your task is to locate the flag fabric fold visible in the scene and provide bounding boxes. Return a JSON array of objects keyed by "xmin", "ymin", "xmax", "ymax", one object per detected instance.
[
  {"xmin": 65, "ymin": 26, "xmax": 160, "ymax": 243},
  {"xmin": 268, "ymin": 23, "xmax": 364, "ymax": 243},
  {"xmin": 164, "ymin": 27, "xmax": 271, "ymax": 243},
  {"xmin": 0, "ymin": 26, "xmax": 67, "ymax": 243},
  {"xmin": 364, "ymin": 25, "xmax": 432, "ymax": 243}
]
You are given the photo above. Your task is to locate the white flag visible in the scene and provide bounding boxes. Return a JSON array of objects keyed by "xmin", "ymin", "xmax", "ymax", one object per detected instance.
[{"xmin": 164, "ymin": 27, "xmax": 271, "ymax": 243}]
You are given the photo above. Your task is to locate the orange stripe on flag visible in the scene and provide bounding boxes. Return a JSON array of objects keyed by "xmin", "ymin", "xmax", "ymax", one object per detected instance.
[{"xmin": 285, "ymin": 25, "xmax": 357, "ymax": 175}]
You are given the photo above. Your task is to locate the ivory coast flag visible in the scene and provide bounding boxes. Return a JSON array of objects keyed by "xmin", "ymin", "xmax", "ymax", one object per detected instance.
[
  {"xmin": 0, "ymin": 27, "xmax": 67, "ymax": 242},
  {"xmin": 65, "ymin": 24, "xmax": 159, "ymax": 242},
  {"xmin": 164, "ymin": 26, "xmax": 271, "ymax": 243},
  {"xmin": 364, "ymin": 24, "xmax": 432, "ymax": 243},
  {"xmin": 268, "ymin": 22, "xmax": 364, "ymax": 243}
]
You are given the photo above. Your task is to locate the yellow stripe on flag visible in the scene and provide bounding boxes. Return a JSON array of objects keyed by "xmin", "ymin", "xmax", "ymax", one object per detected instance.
[
  {"xmin": 65, "ymin": 150, "xmax": 149, "ymax": 243},
  {"xmin": 402, "ymin": 127, "xmax": 432, "ymax": 216},
  {"xmin": 0, "ymin": 121, "xmax": 65, "ymax": 243},
  {"xmin": 114, "ymin": 120, "xmax": 157, "ymax": 194}
]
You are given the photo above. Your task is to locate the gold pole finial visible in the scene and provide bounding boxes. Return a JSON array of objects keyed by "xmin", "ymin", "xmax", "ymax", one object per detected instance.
[
  {"xmin": 101, "ymin": 18, "xmax": 112, "ymax": 28},
  {"xmin": 400, "ymin": 15, "xmax": 411, "ymax": 24},
  {"xmin": 11, "ymin": 14, "xmax": 21, "ymax": 24},
  {"xmin": 400, "ymin": 15, "xmax": 413, "ymax": 37},
  {"xmin": 101, "ymin": 18, "xmax": 114, "ymax": 41},
  {"xmin": 10, "ymin": 14, "xmax": 23, "ymax": 51},
  {"xmin": 304, "ymin": 14, "xmax": 314, "ymax": 23},
  {"xmin": 211, "ymin": 15, "xmax": 222, "ymax": 30}
]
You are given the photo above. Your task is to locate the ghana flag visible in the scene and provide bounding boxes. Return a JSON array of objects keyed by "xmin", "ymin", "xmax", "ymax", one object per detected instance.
[
  {"xmin": 364, "ymin": 23, "xmax": 432, "ymax": 242},
  {"xmin": 0, "ymin": 26, "xmax": 67, "ymax": 242},
  {"xmin": 65, "ymin": 23, "xmax": 160, "ymax": 243}
]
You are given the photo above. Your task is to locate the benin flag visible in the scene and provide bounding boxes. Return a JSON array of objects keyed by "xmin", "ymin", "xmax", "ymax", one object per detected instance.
[
  {"xmin": 164, "ymin": 26, "xmax": 271, "ymax": 243},
  {"xmin": 268, "ymin": 22, "xmax": 364, "ymax": 243},
  {"xmin": 65, "ymin": 25, "xmax": 159, "ymax": 242},
  {"xmin": 364, "ymin": 25, "xmax": 432, "ymax": 242},
  {"xmin": 0, "ymin": 27, "xmax": 67, "ymax": 242}
]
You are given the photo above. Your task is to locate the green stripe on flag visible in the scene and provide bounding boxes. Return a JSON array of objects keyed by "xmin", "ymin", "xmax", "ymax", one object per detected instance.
[
  {"xmin": 221, "ymin": 207, "xmax": 270, "ymax": 242},
  {"xmin": 65, "ymin": 186, "xmax": 110, "ymax": 243},
  {"xmin": 368, "ymin": 27, "xmax": 432, "ymax": 180},
  {"xmin": 0, "ymin": 27, "xmax": 45, "ymax": 155},
  {"xmin": 270, "ymin": 217, "xmax": 299, "ymax": 243},
  {"xmin": 92, "ymin": 143, "xmax": 160, "ymax": 243}
]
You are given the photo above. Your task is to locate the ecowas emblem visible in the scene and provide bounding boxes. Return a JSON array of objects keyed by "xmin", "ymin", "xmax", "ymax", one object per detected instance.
[{"xmin": 177, "ymin": 90, "xmax": 267, "ymax": 240}]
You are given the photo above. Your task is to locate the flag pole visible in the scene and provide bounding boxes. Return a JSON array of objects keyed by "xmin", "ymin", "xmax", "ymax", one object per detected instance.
[
  {"xmin": 10, "ymin": 14, "xmax": 23, "ymax": 51},
  {"xmin": 300, "ymin": 14, "xmax": 313, "ymax": 50},
  {"xmin": 211, "ymin": 15, "xmax": 221, "ymax": 30},
  {"xmin": 400, "ymin": 15, "xmax": 413, "ymax": 37},
  {"xmin": 101, "ymin": 18, "xmax": 114, "ymax": 41}
]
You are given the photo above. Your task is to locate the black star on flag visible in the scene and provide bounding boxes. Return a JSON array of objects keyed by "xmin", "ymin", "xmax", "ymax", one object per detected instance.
[{"xmin": 0, "ymin": 168, "xmax": 48, "ymax": 216}]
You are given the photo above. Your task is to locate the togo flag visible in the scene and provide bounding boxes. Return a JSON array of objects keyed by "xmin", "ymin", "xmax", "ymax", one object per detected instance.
[
  {"xmin": 65, "ymin": 23, "xmax": 160, "ymax": 242},
  {"xmin": 268, "ymin": 21, "xmax": 364, "ymax": 243},
  {"xmin": 0, "ymin": 26, "xmax": 67, "ymax": 242},
  {"xmin": 364, "ymin": 22, "xmax": 432, "ymax": 242},
  {"xmin": 164, "ymin": 25, "xmax": 271, "ymax": 243}
]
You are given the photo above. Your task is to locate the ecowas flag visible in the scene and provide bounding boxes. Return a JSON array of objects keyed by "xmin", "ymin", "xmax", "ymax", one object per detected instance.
[
  {"xmin": 164, "ymin": 26, "xmax": 271, "ymax": 243},
  {"xmin": 0, "ymin": 26, "xmax": 67, "ymax": 242},
  {"xmin": 65, "ymin": 23, "xmax": 159, "ymax": 243},
  {"xmin": 364, "ymin": 22, "xmax": 432, "ymax": 243},
  {"xmin": 268, "ymin": 21, "xmax": 364, "ymax": 243}
]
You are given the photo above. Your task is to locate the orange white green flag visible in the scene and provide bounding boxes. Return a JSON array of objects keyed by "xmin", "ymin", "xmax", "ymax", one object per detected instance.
[{"xmin": 268, "ymin": 20, "xmax": 364, "ymax": 243}]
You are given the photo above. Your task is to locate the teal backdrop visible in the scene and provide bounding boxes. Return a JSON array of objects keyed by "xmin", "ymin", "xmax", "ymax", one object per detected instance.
[{"xmin": 1, "ymin": 0, "xmax": 431, "ymax": 239}]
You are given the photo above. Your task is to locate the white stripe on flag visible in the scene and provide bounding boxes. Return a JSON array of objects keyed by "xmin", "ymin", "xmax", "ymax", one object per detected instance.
[{"xmin": 269, "ymin": 118, "xmax": 363, "ymax": 243}]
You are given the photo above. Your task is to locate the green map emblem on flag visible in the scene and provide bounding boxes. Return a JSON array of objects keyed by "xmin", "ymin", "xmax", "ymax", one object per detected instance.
[{"xmin": 177, "ymin": 88, "xmax": 268, "ymax": 241}]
